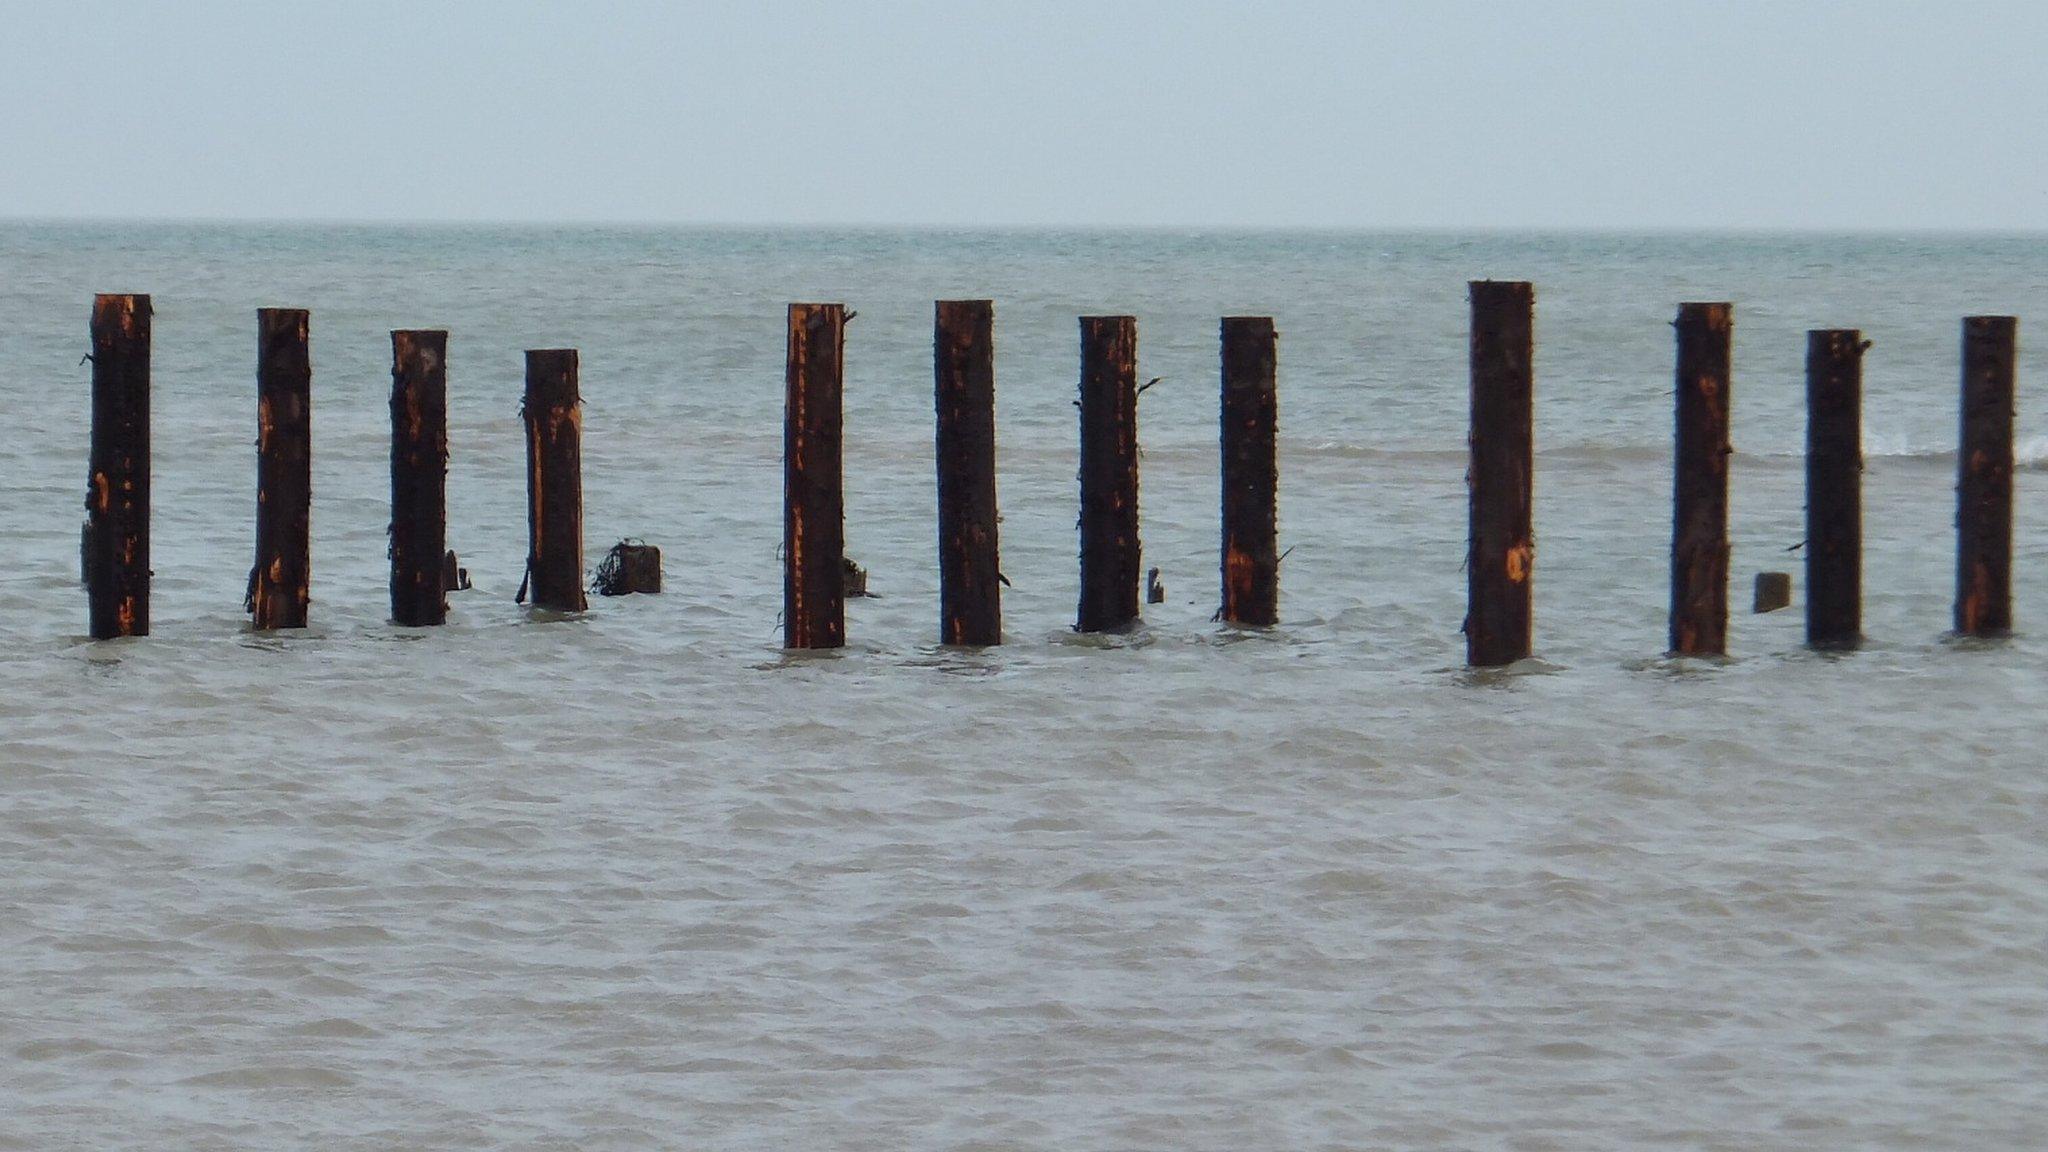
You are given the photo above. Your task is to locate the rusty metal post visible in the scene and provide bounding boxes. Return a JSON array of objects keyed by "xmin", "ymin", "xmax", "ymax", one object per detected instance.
[
  {"xmin": 1670, "ymin": 302, "xmax": 1732, "ymax": 655},
  {"xmin": 934, "ymin": 299, "xmax": 1001, "ymax": 646},
  {"xmin": 785, "ymin": 303, "xmax": 845, "ymax": 649},
  {"xmin": 85, "ymin": 294, "xmax": 151, "ymax": 639},
  {"xmin": 390, "ymin": 330, "xmax": 449, "ymax": 627},
  {"xmin": 1466, "ymin": 281, "xmax": 1534, "ymax": 666},
  {"xmin": 1806, "ymin": 329, "xmax": 1865, "ymax": 649},
  {"xmin": 522, "ymin": 349, "xmax": 586, "ymax": 612},
  {"xmin": 1220, "ymin": 316, "xmax": 1278, "ymax": 626},
  {"xmin": 248, "ymin": 308, "xmax": 311, "ymax": 630},
  {"xmin": 1956, "ymin": 316, "xmax": 2016, "ymax": 637},
  {"xmin": 1077, "ymin": 315, "xmax": 1140, "ymax": 633}
]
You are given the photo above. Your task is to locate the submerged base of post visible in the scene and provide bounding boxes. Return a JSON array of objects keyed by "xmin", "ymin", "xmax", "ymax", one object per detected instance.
[{"xmin": 594, "ymin": 540, "xmax": 662, "ymax": 596}]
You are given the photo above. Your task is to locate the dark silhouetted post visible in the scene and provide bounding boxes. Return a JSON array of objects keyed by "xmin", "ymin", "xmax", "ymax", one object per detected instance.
[
  {"xmin": 1077, "ymin": 315, "xmax": 1140, "ymax": 633},
  {"xmin": 1220, "ymin": 316, "xmax": 1278, "ymax": 626},
  {"xmin": 522, "ymin": 349, "xmax": 586, "ymax": 612},
  {"xmin": 934, "ymin": 299, "xmax": 1001, "ymax": 646},
  {"xmin": 390, "ymin": 330, "xmax": 449, "ymax": 627},
  {"xmin": 1670, "ymin": 302, "xmax": 1732, "ymax": 655},
  {"xmin": 1466, "ymin": 281, "xmax": 1534, "ymax": 667},
  {"xmin": 1956, "ymin": 316, "xmax": 2016, "ymax": 636},
  {"xmin": 1806, "ymin": 329, "xmax": 1865, "ymax": 649},
  {"xmin": 785, "ymin": 303, "xmax": 845, "ymax": 649},
  {"xmin": 248, "ymin": 308, "xmax": 311, "ymax": 630},
  {"xmin": 85, "ymin": 293, "xmax": 151, "ymax": 639}
]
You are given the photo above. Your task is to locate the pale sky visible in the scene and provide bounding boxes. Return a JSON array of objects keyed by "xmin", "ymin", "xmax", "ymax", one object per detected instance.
[{"xmin": 3, "ymin": 0, "xmax": 2044, "ymax": 229}]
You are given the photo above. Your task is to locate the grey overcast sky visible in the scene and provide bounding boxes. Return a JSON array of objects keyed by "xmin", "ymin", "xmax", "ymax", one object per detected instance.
[{"xmin": 2, "ymin": 0, "xmax": 2044, "ymax": 229}]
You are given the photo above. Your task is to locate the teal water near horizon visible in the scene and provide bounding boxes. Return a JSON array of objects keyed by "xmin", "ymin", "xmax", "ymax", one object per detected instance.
[{"xmin": 2, "ymin": 224, "xmax": 2045, "ymax": 1149}]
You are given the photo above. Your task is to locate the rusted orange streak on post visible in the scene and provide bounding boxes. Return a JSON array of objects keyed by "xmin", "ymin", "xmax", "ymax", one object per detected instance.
[
  {"xmin": 523, "ymin": 349, "xmax": 587, "ymax": 612},
  {"xmin": 86, "ymin": 293, "xmax": 151, "ymax": 639},
  {"xmin": 785, "ymin": 303, "xmax": 846, "ymax": 649}
]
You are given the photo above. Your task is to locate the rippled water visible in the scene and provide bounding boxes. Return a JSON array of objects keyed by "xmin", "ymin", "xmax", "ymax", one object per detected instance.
[{"xmin": 3, "ymin": 225, "xmax": 2046, "ymax": 1149}]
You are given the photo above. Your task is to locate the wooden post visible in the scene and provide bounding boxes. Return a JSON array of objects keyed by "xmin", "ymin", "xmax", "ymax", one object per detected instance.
[
  {"xmin": 390, "ymin": 330, "xmax": 449, "ymax": 627},
  {"xmin": 593, "ymin": 539, "xmax": 662, "ymax": 596},
  {"xmin": 522, "ymin": 349, "xmax": 586, "ymax": 612},
  {"xmin": 1077, "ymin": 315, "xmax": 1140, "ymax": 633},
  {"xmin": 1670, "ymin": 302, "xmax": 1732, "ymax": 655},
  {"xmin": 934, "ymin": 299, "xmax": 1001, "ymax": 646},
  {"xmin": 1956, "ymin": 316, "xmax": 2016, "ymax": 637},
  {"xmin": 785, "ymin": 303, "xmax": 845, "ymax": 649},
  {"xmin": 1466, "ymin": 281, "xmax": 1534, "ymax": 666},
  {"xmin": 1754, "ymin": 572, "xmax": 1793, "ymax": 614},
  {"xmin": 248, "ymin": 308, "xmax": 311, "ymax": 630},
  {"xmin": 85, "ymin": 293, "xmax": 151, "ymax": 639},
  {"xmin": 1806, "ymin": 329, "xmax": 1865, "ymax": 649},
  {"xmin": 1220, "ymin": 316, "xmax": 1278, "ymax": 626}
]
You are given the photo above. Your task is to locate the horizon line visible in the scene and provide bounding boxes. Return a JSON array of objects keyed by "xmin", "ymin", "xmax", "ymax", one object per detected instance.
[{"xmin": 3, "ymin": 214, "xmax": 2046, "ymax": 238}]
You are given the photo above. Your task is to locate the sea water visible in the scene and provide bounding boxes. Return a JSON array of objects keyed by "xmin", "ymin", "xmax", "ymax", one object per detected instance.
[{"xmin": 1, "ymin": 224, "xmax": 2045, "ymax": 1149}]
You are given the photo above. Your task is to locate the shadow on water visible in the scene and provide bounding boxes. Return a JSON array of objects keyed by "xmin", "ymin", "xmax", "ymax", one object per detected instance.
[
  {"xmin": 1941, "ymin": 630, "xmax": 2016, "ymax": 652},
  {"xmin": 1447, "ymin": 656, "xmax": 1565, "ymax": 688},
  {"xmin": 752, "ymin": 644, "xmax": 874, "ymax": 672},
  {"xmin": 236, "ymin": 621, "xmax": 346, "ymax": 650},
  {"xmin": 899, "ymin": 644, "xmax": 1008, "ymax": 677},
  {"xmin": 72, "ymin": 634, "xmax": 135, "ymax": 674},
  {"xmin": 519, "ymin": 607, "xmax": 591, "ymax": 626},
  {"xmin": 1047, "ymin": 622, "xmax": 1155, "ymax": 650},
  {"xmin": 1628, "ymin": 652, "xmax": 1737, "ymax": 678}
]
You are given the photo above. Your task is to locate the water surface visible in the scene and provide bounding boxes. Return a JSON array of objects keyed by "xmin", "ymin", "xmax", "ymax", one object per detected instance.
[{"xmin": 2, "ymin": 225, "xmax": 2045, "ymax": 1149}]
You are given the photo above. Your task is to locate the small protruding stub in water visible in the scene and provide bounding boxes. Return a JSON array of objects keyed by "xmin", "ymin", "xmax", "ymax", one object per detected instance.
[
  {"xmin": 844, "ymin": 556, "xmax": 872, "ymax": 598},
  {"xmin": 1754, "ymin": 571, "xmax": 1792, "ymax": 614},
  {"xmin": 443, "ymin": 550, "xmax": 472, "ymax": 592},
  {"xmin": 593, "ymin": 539, "xmax": 662, "ymax": 596},
  {"xmin": 1147, "ymin": 567, "xmax": 1165, "ymax": 605}
]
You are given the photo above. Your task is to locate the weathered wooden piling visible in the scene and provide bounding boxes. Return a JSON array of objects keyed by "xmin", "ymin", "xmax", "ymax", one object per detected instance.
[
  {"xmin": 248, "ymin": 308, "xmax": 311, "ymax": 630},
  {"xmin": 1077, "ymin": 315, "xmax": 1140, "ymax": 633},
  {"xmin": 1754, "ymin": 572, "xmax": 1793, "ymax": 614},
  {"xmin": 522, "ymin": 349, "xmax": 586, "ymax": 612},
  {"xmin": 785, "ymin": 303, "xmax": 846, "ymax": 649},
  {"xmin": 1466, "ymin": 281, "xmax": 1534, "ymax": 667},
  {"xmin": 1806, "ymin": 329, "xmax": 1865, "ymax": 649},
  {"xmin": 1956, "ymin": 316, "xmax": 2016, "ymax": 637},
  {"xmin": 1670, "ymin": 302, "xmax": 1732, "ymax": 655},
  {"xmin": 390, "ymin": 330, "xmax": 449, "ymax": 627},
  {"xmin": 1220, "ymin": 316, "xmax": 1278, "ymax": 626},
  {"xmin": 934, "ymin": 299, "xmax": 1001, "ymax": 645},
  {"xmin": 593, "ymin": 539, "xmax": 662, "ymax": 596},
  {"xmin": 85, "ymin": 294, "xmax": 151, "ymax": 639}
]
